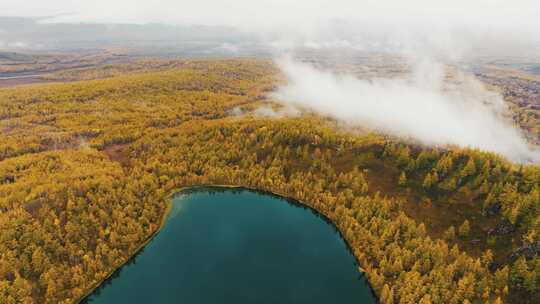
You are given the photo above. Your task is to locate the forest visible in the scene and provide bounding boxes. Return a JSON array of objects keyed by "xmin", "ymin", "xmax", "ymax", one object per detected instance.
[{"xmin": 0, "ymin": 59, "xmax": 539, "ymax": 303}]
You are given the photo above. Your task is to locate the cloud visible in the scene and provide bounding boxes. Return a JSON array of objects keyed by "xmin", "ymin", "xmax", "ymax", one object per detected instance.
[
  {"xmin": 2, "ymin": 0, "xmax": 539, "ymax": 162},
  {"xmin": 274, "ymin": 56, "xmax": 540, "ymax": 162},
  {"xmin": 228, "ymin": 104, "xmax": 300, "ymax": 118}
]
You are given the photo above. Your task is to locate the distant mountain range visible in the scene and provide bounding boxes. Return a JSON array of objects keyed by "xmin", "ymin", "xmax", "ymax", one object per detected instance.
[{"xmin": 0, "ymin": 16, "xmax": 259, "ymax": 52}]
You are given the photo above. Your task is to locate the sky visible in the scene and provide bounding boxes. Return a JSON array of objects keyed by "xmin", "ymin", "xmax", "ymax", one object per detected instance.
[
  {"xmin": 2, "ymin": 0, "xmax": 539, "ymax": 57},
  {"xmin": 1, "ymin": 0, "xmax": 540, "ymax": 33}
]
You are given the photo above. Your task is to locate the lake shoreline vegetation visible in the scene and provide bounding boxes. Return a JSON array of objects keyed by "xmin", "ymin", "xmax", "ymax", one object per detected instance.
[
  {"xmin": 75, "ymin": 187, "xmax": 174, "ymax": 304},
  {"xmin": 0, "ymin": 59, "xmax": 539, "ymax": 303},
  {"xmin": 78, "ymin": 185, "xmax": 378, "ymax": 304}
]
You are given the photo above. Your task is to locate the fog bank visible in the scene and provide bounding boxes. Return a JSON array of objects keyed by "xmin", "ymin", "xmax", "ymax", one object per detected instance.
[{"xmin": 275, "ymin": 57, "xmax": 540, "ymax": 162}]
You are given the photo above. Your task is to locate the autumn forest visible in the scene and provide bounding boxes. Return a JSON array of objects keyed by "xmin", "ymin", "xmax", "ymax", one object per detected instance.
[{"xmin": 1, "ymin": 59, "xmax": 540, "ymax": 304}]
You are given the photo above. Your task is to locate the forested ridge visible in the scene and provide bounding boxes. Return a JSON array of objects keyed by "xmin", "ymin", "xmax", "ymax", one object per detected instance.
[{"xmin": 0, "ymin": 59, "xmax": 539, "ymax": 303}]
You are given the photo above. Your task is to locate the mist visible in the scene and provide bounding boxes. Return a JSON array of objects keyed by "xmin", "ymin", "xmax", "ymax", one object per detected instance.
[
  {"xmin": 2, "ymin": 0, "xmax": 540, "ymax": 162},
  {"xmin": 274, "ymin": 57, "xmax": 540, "ymax": 162},
  {"xmin": 2, "ymin": 1, "xmax": 540, "ymax": 59}
]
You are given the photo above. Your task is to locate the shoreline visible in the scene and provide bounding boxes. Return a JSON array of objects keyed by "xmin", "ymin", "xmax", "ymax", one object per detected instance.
[
  {"xmin": 75, "ymin": 190, "xmax": 176, "ymax": 303},
  {"xmin": 75, "ymin": 184, "xmax": 379, "ymax": 303}
]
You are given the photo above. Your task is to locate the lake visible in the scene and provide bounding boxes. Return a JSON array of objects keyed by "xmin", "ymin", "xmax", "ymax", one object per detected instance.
[{"xmin": 83, "ymin": 187, "xmax": 376, "ymax": 303}]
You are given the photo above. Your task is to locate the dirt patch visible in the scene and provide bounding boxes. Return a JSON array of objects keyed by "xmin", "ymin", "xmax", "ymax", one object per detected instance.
[
  {"xmin": 24, "ymin": 199, "xmax": 44, "ymax": 218},
  {"xmin": 102, "ymin": 144, "xmax": 132, "ymax": 169}
]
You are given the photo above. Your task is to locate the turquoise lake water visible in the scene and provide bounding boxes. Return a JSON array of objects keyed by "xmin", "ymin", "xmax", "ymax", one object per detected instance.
[{"xmin": 83, "ymin": 187, "xmax": 376, "ymax": 303}]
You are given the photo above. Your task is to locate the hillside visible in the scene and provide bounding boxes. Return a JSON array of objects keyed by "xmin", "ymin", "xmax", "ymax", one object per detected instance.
[{"xmin": 0, "ymin": 60, "xmax": 539, "ymax": 304}]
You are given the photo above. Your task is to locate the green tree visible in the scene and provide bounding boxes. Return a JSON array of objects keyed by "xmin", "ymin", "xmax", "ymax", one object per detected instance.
[
  {"xmin": 444, "ymin": 226, "xmax": 456, "ymax": 241},
  {"xmin": 458, "ymin": 220, "xmax": 470, "ymax": 239},
  {"xmin": 398, "ymin": 171, "xmax": 407, "ymax": 187}
]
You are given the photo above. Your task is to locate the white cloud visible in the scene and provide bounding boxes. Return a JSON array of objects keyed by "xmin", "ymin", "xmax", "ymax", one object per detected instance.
[
  {"xmin": 274, "ymin": 57, "xmax": 540, "ymax": 162},
  {"xmin": 2, "ymin": 0, "xmax": 539, "ymax": 161}
]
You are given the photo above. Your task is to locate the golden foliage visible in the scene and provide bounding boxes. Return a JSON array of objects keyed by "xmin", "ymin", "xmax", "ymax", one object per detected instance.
[{"xmin": 1, "ymin": 59, "xmax": 539, "ymax": 303}]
